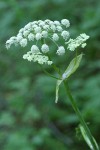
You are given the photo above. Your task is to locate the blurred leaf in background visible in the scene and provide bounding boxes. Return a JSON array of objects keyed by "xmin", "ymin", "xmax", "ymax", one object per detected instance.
[{"xmin": 0, "ymin": 0, "xmax": 100, "ymax": 150}]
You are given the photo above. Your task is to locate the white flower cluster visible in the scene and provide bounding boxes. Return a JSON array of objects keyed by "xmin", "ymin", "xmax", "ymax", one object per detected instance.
[
  {"xmin": 23, "ymin": 51, "xmax": 52, "ymax": 65},
  {"xmin": 24, "ymin": 44, "xmax": 52, "ymax": 65},
  {"xmin": 6, "ymin": 19, "xmax": 89, "ymax": 65},
  {"xmin": 6, "ymin": 19, "xmax": 70, "ymax": 65},
  {"xmin": 66, "ymin": 33, "xmax": 89, "ymax": 51}
]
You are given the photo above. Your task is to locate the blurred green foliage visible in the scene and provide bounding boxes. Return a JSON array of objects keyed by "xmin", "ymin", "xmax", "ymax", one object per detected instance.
[{"xmin": 0, "ymin": 0, "xmax": 100, "ymax": 150}]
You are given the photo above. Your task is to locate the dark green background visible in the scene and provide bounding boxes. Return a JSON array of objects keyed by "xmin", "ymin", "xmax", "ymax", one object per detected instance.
[{"xmin": 0, "ymin": 0, "xmax": 100, "ymax": 149}]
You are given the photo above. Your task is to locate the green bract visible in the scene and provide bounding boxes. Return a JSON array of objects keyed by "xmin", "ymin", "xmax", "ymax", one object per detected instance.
[
  {"xmin": 55, "ymin": 54, "xmax": 83, "ymax": 103},
  {"xmin": 79, "ymin": 125, "xmax": 99, "ymax": 150}
]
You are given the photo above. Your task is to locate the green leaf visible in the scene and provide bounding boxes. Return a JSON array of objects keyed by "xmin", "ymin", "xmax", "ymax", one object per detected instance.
[
  {"xmin": 55, "ymin": 54, "xmax": 83, "ymax": 103},
  {"xmin": 62, "ymin": 54, "xmax": 83, "ymax": 80},
  {"xmin": 79, "ymin": 125, "xmax": 99, "ymax": 150}
]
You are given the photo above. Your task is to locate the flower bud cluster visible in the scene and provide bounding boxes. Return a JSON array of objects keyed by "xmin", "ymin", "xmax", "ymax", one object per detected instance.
[
  {"xmin": 66, "ymin": 33, "xmax": 89, "ymax": 51},
  {"xmin": 23, "ymin": 51, "xmax": 52, "ymax": 65}
]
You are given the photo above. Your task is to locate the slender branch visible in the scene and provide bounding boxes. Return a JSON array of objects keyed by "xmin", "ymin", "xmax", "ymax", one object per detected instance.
[{"xmin": 39, "ymin": 64, "xmax": 61, "ymax": 80}]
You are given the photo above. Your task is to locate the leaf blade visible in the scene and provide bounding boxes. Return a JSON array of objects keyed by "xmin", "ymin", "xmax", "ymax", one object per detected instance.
[
  {"xmin": 62, "ymin": 54, "xmax": 83, "ymax": 80},
  {"xmin": 55, "ymin": 54, "xmax": 83, "ymax": 103},
  {"xmin": 79, "ymin": 125, "xmax": 99, "ymax": 150}
]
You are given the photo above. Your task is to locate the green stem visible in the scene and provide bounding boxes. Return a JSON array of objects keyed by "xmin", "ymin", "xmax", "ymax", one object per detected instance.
[
  {"xmin": 63, "ymin": 80, "xmax": 99, "ymax": 150},
  {"xmin": 39, "ymin": 64, "xmax": 61, "ymax": 80}
]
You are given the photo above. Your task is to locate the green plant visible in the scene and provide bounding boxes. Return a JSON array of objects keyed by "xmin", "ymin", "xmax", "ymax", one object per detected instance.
[{"xmin": 6, "ymin": 19, "xmax": 99, "ymax": 150}]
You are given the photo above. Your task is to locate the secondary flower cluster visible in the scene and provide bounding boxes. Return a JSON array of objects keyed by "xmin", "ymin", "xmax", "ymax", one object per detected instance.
[
  {"xmin": 6, "ymin": 19, "xmax": 89, "ymax": 65},
  {"xmin": 66, "ymin": 33, "xmax": 89, "ymax": 51}
]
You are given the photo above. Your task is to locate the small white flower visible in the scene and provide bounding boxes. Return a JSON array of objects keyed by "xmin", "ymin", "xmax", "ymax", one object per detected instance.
[
  {"xmin": 52, "ymin": 33, "xmax": 59, "ymax": 41},
  {"xmin": 23, "ymin": 30, "xmax": 30, "ymax": 37},
  {"xmin": 56, "ymin": 46, "xmax": 65, "ymax": 55},
  {"xmin": 45, "ymin": 19, "xmax": 50, "ymax": 23},
  {"xmin": 23, "ymin": 54, "xmax": 28, "ymax": 59},
  {"xmin": 31, "ymin": 45, "xmax": 39, "ymax": 53},
  {"xmin": 23, "ymin": 51, "xmax": 34, "ymax": 61},
  {"xmin": 24, "ymin": 22, "xmax": 32, "ymax": 30},
  {"xmin": 6, "ymin": 40, "xmax": 12, "ymax": 49},
  {"xmin": 54, "ymin": 21, "xmax": 60, "ymax": 26},
  {"xmin": 61, "ymin": 31, "xmax": 69, "ymax": 40},
  {"xmin": 17, "ymin": 33, "xmax": 23, "ymax": 37},
  {"xmin": 43, "ymin": 25, "xmax": 49, "ymax": 30},
  {"xmin": 9, "ymin": 36, "xmax": 17, "ymax": 43},
  {"xmin": 20, "ymin": 38, "xmax": 27, "ymax": 47},
  {"xmin": 48, "ymin": 21, "xmax": 54, "ymax": 25},
  {"xmin": 32, "ymin": 24, "xmax": 38, "ymax": 28},
  {"xmin": 6, "ymin": 36, "xmax": 18, "ymax": 49},
  {"xmin": 39, "ymin": 21, "xmax": 45, "ymax": 26},
  {"xmin": 56, "ymin": 26, "xmax": 63, "ymax": 32},
  {"xmin": 80, "ymin": 33, "xmax": 89, "ymax": 40},
  {"xmin": 23, "ymin": 51, "xmax": 33, "ymax": 61},
  {"xmin": 17, "ymin": 35, "xmax": 23, "ymax": 42},
  {"xmin": 50, "ymin": 25, "xmax": 56, "ymax": 32},
  {"xmin": 35, "ymin": 33, "xmax": 42, "ymax": 40},
  {"xmin": 19, "ymin": 28, "xmax": 24, "ymax": 33},
  {"xmin": 27, "ymin": 55, "xmax": 33, "ymax": 61},
  {"xmin": 61, "ymin": 19, "xmax": 70, "ymax": 27},
  {"xmin": 32, "ymin": 21, "xmax": 38, "ymax": 24},
  {"xmin": 41, "ymin": 44, "xmax": 49, "ymax": 53},
  {"xmin": 28, "ymin": 33, "xmax": 34, "ymax": 41},
  {"xmin": 67, "ymin": 39, "xmax": 76, "ymax": 51},
  {"xmin": 47, "ymin": 61, "xmax": 53, "ymax": 65},
  {"xmin": 38, "ymin": 20, "xmax": 43, "ymax": 24},
  {"xmin": 42, "ymin": 31, "xmax": 48, "ymax": 38},
  {"xmin": 34, "ymin": 27, "xmax": 41, "ymax": 33},
  {"xmin": 81, "ymin": 43, "xmax": 87, "ymax": 48}
]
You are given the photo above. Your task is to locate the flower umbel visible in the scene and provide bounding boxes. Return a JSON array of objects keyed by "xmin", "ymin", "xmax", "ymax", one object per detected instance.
[
  {"xmin": 6, "ymin": 19, "xmax": 71, "ymax": 65},
  {"xmin": 6, "ymin": 19, "xmax": 89, "ymax": 66}
]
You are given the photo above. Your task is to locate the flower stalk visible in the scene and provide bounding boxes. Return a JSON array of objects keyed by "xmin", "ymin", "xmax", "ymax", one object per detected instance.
[{"xmin": 63, "ymin": 80, "xmax": 99, "ymax": 150}]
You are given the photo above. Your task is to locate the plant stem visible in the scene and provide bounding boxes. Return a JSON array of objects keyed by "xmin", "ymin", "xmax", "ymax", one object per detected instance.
[{"xmin": 63, "ymin": 80, "xmax": 99, "ymax": 150}]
